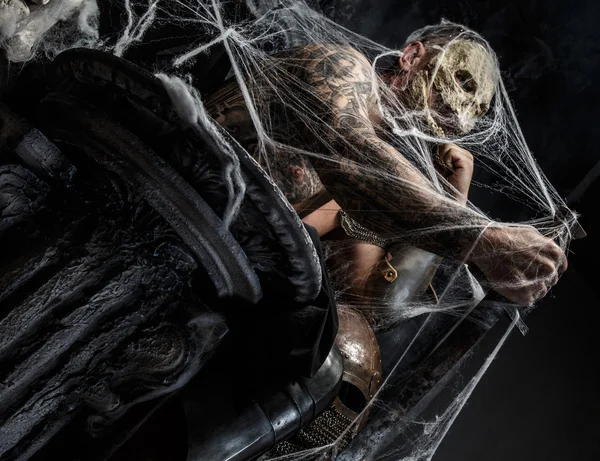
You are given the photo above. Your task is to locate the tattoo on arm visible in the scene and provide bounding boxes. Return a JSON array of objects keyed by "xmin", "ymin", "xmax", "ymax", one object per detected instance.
[
  {"xmin": 268, "ymin": 155, "xmax": 324, "ymax": 205},
  {"xmin": 205, "ymin": 80, "xmax": 323, "ymax": 205},
  {"xmin": 301, "ymin": 44, "xmax": 489, "ymax": 258}
]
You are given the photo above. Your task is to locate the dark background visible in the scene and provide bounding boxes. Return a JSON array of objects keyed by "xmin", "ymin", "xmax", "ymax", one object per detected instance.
[{"xmin": 319, "ymin": 0, "xmax": 600, "ymax": 459}]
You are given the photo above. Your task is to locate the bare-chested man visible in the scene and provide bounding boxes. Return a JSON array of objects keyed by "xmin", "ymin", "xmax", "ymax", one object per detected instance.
[{"xmin": 204, "ymin": 27, "xmax": 567, "ymax": 307}]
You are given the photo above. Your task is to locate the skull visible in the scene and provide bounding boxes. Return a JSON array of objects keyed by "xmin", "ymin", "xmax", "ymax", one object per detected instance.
[
  {"xmin": 428, "ymin": 39, "xmax": 498, "ymax": 134},
  {"xmin": 403, "ymin": 39, "xmax": 498, "ymax": 136}
]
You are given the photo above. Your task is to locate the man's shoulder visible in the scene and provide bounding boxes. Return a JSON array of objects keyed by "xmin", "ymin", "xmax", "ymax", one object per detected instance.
[
  {"xmin": 296, "ymin": 43, "xmax": 372, "ymax": 69},
  {"xmin": 299, "ymin": 43, "xmax": 368, "ymax": 58},
  {"xmin": 283, "ymin": 44, "xmax": 374, "ymax": 89}
]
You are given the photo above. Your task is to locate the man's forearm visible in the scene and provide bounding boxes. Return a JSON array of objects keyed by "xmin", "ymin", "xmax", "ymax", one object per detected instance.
[{"xmin": 316, "ymin": 136, "xmax": 490, "ymax": 260}]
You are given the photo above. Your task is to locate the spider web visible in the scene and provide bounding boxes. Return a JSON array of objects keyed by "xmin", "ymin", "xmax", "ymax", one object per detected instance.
[{"xmin": 0, "ymin": 1, "xmax": 580, "ymax": 460}]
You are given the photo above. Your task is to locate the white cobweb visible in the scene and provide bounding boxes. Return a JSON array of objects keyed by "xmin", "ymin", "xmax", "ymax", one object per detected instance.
[
  {"xmin": 0, "ymin": 0, "xmax": 99, "ymax": 62},
  {"xmin": 0, "ymin": 0, "xmax": 579, "ymax": 460}
]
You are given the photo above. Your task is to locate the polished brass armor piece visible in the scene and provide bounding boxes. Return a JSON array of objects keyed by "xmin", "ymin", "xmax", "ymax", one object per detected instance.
[
  {"xmin": 333, "ymin": 306, "xmax": 383, "ymax": 432},
  {"xmin": 263, "ymin": 307, "xmax": 382, "ymax": 459}
]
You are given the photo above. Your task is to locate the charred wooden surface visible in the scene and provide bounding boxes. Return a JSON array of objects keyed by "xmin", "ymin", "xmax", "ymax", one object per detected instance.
[{"xmin": 0, "ymin": 48, "xmax": 322, "ymax": 460}]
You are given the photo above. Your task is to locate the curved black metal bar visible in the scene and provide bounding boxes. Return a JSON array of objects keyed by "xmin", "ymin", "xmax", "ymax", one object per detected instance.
[{"xmin": 184, "ymin": 346, "xmax": 343, "ymax": 461}]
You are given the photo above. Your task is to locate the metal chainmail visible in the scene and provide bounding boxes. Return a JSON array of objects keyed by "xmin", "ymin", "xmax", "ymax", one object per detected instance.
[
  {"xmin": 338, "ymin": 210, "xmax": 389, "ymax": 249},
  {"xmin": 262, "ymin": 404, "xmax": 354, "ymax": 458}
]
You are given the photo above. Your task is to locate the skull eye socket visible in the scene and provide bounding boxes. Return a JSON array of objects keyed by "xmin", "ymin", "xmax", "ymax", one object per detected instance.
[{"xmin": 455, "ymin": 69, "xmax": 477, "ymax": 93}]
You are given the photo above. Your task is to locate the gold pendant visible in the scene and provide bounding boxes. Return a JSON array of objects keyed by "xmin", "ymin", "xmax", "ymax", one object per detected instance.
[{"xmin": 381, "ymin": 256, "xmax": 398, "ymax": 283}]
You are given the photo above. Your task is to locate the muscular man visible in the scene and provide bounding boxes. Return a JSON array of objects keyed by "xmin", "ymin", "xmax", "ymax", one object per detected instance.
[{"xmin": 204, "ymin": 26, "xmax": 566, "ymax": 307}]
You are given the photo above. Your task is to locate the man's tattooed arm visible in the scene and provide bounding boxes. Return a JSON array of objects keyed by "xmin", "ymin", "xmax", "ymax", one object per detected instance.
[
  {"xmin": 302, "ymin": 44, "xmax": 490, "ymax": 258},
  {"xmin": 204, "ymin": 80, "xmax": 324, "ymax": 205},
  {"xmin": 267, "ymin": 155, "xmax": 324, "ymax": 205}
]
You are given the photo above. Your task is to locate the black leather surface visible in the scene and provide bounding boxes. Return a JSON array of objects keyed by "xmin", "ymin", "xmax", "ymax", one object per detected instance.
[{"xmin": 184, "ymin": 347, "xmax": 343, "ymax": 461}]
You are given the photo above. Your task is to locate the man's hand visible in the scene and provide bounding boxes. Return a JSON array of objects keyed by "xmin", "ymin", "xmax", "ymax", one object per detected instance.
[
  {"xmin": 470, "ymin": 225, "xmax": 568, "ymax": 306},
  {"xmin": 436, "ymin": 143, "xmax": 473, "ymax": 204}
]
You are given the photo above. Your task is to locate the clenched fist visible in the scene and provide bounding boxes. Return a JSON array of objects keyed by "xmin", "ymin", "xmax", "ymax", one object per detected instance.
[
  {"xmin": 470, "ymin": 224, "xmax": 568, "ymax": 306},
  {"xmin": 436, "ymin": 143, "xmax": 473, "ymax": 204}
]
